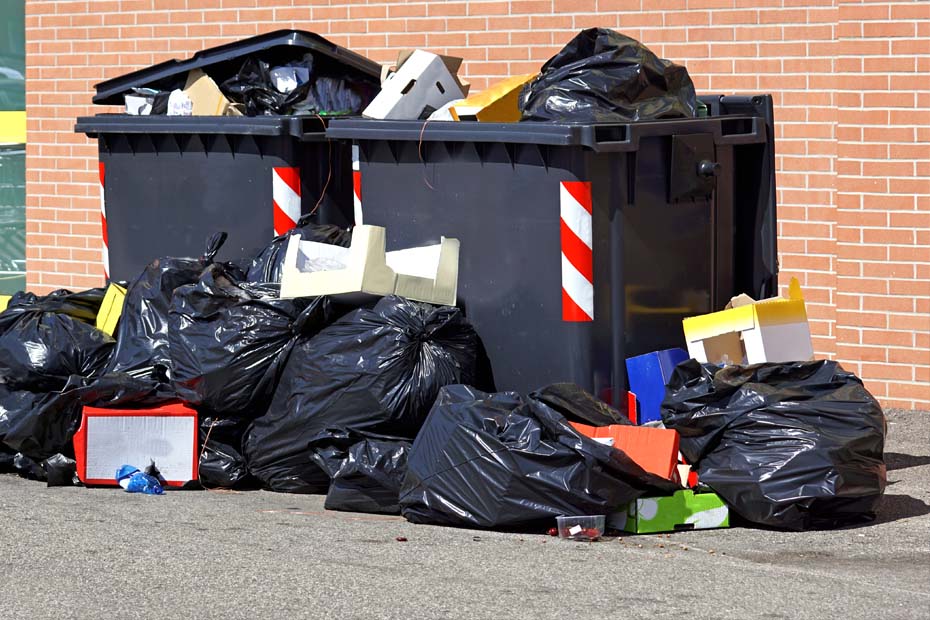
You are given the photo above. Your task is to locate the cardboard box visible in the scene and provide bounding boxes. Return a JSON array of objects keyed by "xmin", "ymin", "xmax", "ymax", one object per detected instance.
[
  {"xmin": 183, "ymin": 69, "xmax": 242, "ymax": 117},
  {"xmin": 0, "ymin": 294, "xmax": 10, "ymax": 313},
  {"xmin": 609, "ymin": 490, "xmax": 730, "ymax": 534},
  {"xmin": 625, "ymin": 348, "xmax": 689, "ymax": 424},
  {"xmin": 450, "ymin": 73, "xmax": 537, "ymax": 122},
  {"xmin": 95, "ymin": 283, "xmax": 126, "ymax": 337},
  {"xmin": 280, "ymin": 224, "xmax": 460, "ymax": 306},
  {"xmin": 72, "ymin": 402, "xmax": 199, "ymax": 487},
  {"xmin": 363, "ymin": 50, "xmax": 469, "ymax": 120},
  {"xmin": 571, "ymin": 422, "xmax": 679, "ymax": 481},
  {"xmin": 682, "ymin": 277, "xmax": 813, "ymax": 365}
]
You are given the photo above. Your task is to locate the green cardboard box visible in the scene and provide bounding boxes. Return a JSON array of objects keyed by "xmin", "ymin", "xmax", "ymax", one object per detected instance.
[{"xmin": 608, "ymin": 490, "xmax": 730, "ymax": 534}]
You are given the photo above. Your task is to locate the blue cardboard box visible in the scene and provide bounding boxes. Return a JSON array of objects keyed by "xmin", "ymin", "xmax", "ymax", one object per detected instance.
[{"xmin": 625, "ymin": 348, "xmax": 689, "ymax": 424}]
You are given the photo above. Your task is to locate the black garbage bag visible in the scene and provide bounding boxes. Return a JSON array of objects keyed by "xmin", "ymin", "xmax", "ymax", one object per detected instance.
[
  {"xmin": 0, "ymin": 381, "xmax": 83, "ymax": 462},
  {"xmin": 326, "ymin": 439, "xmax": 411, "ymax": 515},
  {"xmin": 519, "ymin": 28, "xmax": 697, "ymax": 123},
  {"xmin": 399, "ymin": 385, "xmax": 679, "ymax": 529},
  {"xmin": 2, "ymin": 373, "xmax": 177, "ymax": 462},
  {"xmin": 221, "ymin": 57, "xmax": 313, "ymax": 116},
  {"xmin": 43, "ymin": 453, "xmax": 79, "ymax": 487},
  {"xmin": 0, "ymin": 313, "xmax": 114, "ymax": 392},
  {"xmin": 169, "ymin": 264, "xmax": 334, "ymax": 419},
  {"xmin": 292, "ymin": 76, "xmax": 374, "ymax": 116},
  {"xmin": 305, "ymin": 429, "xmax": 411, "ymax": 515},
  {"xmin": 247, "ymin": 218, "xmax": 351, "ymax": 284},
  {"xmin": 661, "ymin": 360, "xmax": 887, "ymax": 530},
  {"xmin": 105, "ymin": 233, "xmax": 233, "ymax": 379},
  {"xmin": 0, "ymin": 287, "xmax": 114, "ymax": 391},
  {"xmin": 197, "ymin": 416, "xmax": 256, "ymax": 489},
  {"xmin": 12, "ymin": 452, "xmax": 46, "ymax": 481},
  {"xmin": 1, "ymin": 287, "xmax": 107, "ymax": 324},
  {"xmin": 244, "ymin": 296, "xmax": 478, "ymax": 493}
]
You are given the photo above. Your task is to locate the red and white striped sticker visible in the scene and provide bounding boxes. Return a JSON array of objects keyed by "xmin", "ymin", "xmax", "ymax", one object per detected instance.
[
  {"xmin": 99, "ymin": 162, "xmax": 109, "ymax": 279},
  {"xmin": 352, "ymin": 144, "xmax": 363, "ymax": 225},
  {"xmin": 560, "ymin": 180, "xmax": 594, "ymax": 322},
  {"xmin": 272, "ymin": 166, "xmax": 301, "ymax": 237}
]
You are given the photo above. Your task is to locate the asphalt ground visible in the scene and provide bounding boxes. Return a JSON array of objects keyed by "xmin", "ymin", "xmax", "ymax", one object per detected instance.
[{"xmin": 1, "ymin": 409, "xmax": 928, "ymax": 620}]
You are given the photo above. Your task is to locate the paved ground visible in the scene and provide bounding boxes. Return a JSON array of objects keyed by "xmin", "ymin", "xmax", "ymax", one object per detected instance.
[{"xmin": 1, "ymin": 410, "xmax": 928, "ymax": 620}]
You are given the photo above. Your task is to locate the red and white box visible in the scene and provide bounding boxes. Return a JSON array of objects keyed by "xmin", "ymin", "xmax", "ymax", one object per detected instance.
[{"xmin": 73, "ymin": 402, "xmax": 199, "ymax": 487}]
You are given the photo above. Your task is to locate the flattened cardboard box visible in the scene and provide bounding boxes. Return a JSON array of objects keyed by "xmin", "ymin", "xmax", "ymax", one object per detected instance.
[{"xmin": 609, "ymin": 490, "xmax": 730, "ymax": 534}]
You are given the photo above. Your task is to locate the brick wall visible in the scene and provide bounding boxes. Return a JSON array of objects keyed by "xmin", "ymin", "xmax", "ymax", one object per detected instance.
[{"xmin": 24, "ymin": 0, "xmax": 930, "ymax": 408}]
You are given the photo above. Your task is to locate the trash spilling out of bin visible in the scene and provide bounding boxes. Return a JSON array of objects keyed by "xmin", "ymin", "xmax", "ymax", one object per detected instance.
[
  {"xmin": 363, "ymin": 50, "xmax": 470, "ymax": 120},
  {"xmin": 519, "ymin": 27, "xmax": 698, "ymax": 123},
  {"xmin": 4, "ymin": 27, "xmax": 894, "ymax": 544}
]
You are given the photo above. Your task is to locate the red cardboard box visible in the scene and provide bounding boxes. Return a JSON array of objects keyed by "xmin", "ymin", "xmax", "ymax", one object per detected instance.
[
  {"xmin": 73, "ymin": 402, "xmax": 199, "ymax": 487},
  {"xmin": 571, "ymin": 422, "xmax": 680, "ymax": 481}
]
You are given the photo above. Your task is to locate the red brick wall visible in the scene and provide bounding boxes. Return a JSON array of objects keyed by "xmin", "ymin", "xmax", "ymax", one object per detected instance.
[{"xmin": 24, "ymin": 1, "xmax": 930, "ymax": 408}]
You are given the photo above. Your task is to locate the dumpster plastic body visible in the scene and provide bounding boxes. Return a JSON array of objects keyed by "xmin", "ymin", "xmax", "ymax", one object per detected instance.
[
  {"xmin": 326, "ymin": 95, "xmax": 777, "ymax": 406},
  {"xmin": 75, "ymin": 30, "xmax": 381, "ymax": 281}
]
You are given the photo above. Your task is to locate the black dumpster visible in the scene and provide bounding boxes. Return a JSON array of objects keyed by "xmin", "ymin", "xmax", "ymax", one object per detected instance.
[
  {"xmin": 326, "ymin": 95, "xmax": 778, "ymax": 407},
  {"xmin": 75, "ymin": 30, "xmax": 380, "ymax": 281}
]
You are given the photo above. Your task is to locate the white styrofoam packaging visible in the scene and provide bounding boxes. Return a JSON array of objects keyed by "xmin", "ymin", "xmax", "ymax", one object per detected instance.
[
  {"xmin": 73, "ymin": 404, "xmax": 199, "ymax": 487},
  {"xmin": 363, "ymin": 50, "xmax": 468, "ymax": 120},
  {"xmin": 279, "ymin": 224, "xmax": 459, "ymax": 306}
]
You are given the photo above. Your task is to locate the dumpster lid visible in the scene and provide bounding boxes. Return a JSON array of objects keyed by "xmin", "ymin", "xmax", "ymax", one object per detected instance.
[
  {"xmin": 75, "ymin": 113, "xmax": 332, "ymax": 140},
  {"xmin": 92, "ymin": 30, "xmax": 383, "ymax": 106}
]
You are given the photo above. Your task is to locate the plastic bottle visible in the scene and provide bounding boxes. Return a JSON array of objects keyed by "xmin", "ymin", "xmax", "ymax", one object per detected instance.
[{"xmin": 115, "ymin": 464, "xmax": 164, "ymax": 495}]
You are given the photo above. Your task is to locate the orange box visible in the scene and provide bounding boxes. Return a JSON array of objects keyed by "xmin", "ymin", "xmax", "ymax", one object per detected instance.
[{"xmin": 572, "ymin": 422, "xmax": 679, "ymax": 481}]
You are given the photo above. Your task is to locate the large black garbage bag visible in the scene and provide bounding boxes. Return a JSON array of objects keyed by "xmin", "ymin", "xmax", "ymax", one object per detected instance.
[
  {"xmin": 169, "ymin": 264, "xmax": 333, "ymax": 419},
  {"xmin": 245, "ymin": 296, "xmax": 478, "ymax": 493},
  {"xmin": 399, "ymin": 385, "xmax": 679, "ymax": 529},
  {"xmin": 306, "ymin": 429, "xmax": 411, "ymax": 515},
  {"xmin": 661, "ymin": 360, "xmax": 887, "ymax": 530},
  {"xmin": 247, "ymin": 218, "xmax": 351, "ymax": 284},
  {"xmin": 1, "ymin": 287, "xmax": 106, "ymax": 324},
  {"xmin": 519, "ymin": 28, "xmax": 697, "ymax": 123},
  {"xmin": 326, "ymin": 439, "xmax": 411, "ymax": 515},
  {"xmin": 0, "ymin": 314, "xmax": 114, "ymax": 391},
  {"xmin": 1, "ymin": 373, "xmax": 177, "ymax": 462},
  {"xmin": 105, "ymin": 233, "xmax": 232, "ymax": 379},
  {"xmin": 197, "ymin": 416, "xmax": 255, "ymax": 489},
  {"xmin": 0, "ymin": 288, "xmax": 114, "ymax": 391}
]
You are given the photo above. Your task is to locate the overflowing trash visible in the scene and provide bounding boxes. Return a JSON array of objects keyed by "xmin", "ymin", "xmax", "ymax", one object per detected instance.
[
  {"xmin": 4, "ymin": 28, "xmax": 891, "ymax": 546},
  {"xmin": 519, "ymin": 28, "xmax": 698, "ymax": 123}
]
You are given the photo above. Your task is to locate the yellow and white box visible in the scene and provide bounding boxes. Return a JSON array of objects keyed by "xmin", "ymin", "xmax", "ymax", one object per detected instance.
[{"xmin": 682, "ymin": 278, "xmax": 814, "ymax": 365}]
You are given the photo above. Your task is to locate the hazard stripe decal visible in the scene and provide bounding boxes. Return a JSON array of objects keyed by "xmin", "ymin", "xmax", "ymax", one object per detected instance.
[
  {"xmin": 272, "ymin": 167, "xmax": 301, "ymax": 237},
  {"xmin": 352, "ymin": 144, "xmax": 363, "ymax": 225},
  {"xmin": 99, "ymin": 162, "xmax": 109, "ymax": 279},
  {"xmin": 560, "ymin": 181, "xmax": 594, "ymax": 322}
]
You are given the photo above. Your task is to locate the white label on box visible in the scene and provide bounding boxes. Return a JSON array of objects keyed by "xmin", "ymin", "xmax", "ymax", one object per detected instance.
[
  {"xmin": 84, "ymin": 416, "xmax": 195, "ymax": 482},
  {"xmin": 568, "ymin": 524, "xmax": 583, "ymax": 536},
  {"xmin": 593, "ymin": 437, "xmax": 615, "ymax": 447}
]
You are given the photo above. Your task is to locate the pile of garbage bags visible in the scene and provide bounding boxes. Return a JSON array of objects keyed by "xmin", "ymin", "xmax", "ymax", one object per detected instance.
[{"xmin": 0, "ymin": 221, "xmax": 890, "ymax": 532}]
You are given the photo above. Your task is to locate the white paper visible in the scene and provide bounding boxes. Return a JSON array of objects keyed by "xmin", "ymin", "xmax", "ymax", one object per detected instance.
[
  {"xmin": 84, "ymin": 415, "xmax": 196, "ymax": 482},
  {"xmin": 568, "ymin": 524, "xmax": 583, "ymax": 536},
  {"xmin": 593, "ymin": 437, "xmax": 615, "ymax": 447},
  {"xmin": 167, "ymin": 89, "xmax": 193, "ymax": 116},
  {"xmin": 125, "ymin": 94, "xmax": 152, "ymax": 116}
]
